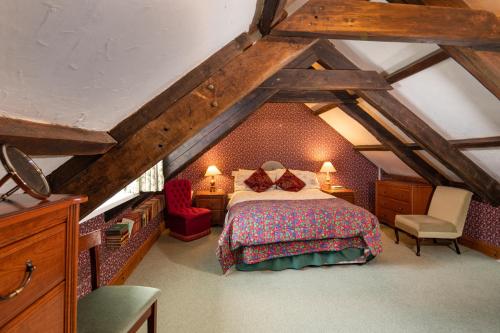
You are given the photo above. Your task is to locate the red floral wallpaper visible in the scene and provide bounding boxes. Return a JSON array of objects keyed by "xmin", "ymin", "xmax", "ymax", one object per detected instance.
[
  {"xmin": 463, "ymin": 200, "xmax": 500, "ymax": 247},
  {"xmin": 177, "ymin": 103, "xmax": 379, "ymax": 211}
]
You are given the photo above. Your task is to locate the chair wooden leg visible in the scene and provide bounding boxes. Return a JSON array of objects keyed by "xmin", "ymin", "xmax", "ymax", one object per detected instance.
[
  {"xmin": 416, "ymin": 237, "xmax": 421, "ymax": 256},
  {"xmin": 453, "ymin": 239, "xmax": 461, "ymax": 255},
  {"xmin": 147, "ymin": 301, "xmax": 157, "ymax": 333},
  {"xmin": 394, "ymin": 228, "xmax": 400, "ymax": 244}
]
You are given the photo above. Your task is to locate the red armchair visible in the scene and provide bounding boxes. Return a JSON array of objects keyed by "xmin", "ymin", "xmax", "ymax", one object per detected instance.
[{"xmin": 164, "ymin": 179, "xmax": 211, "ymax": 241}]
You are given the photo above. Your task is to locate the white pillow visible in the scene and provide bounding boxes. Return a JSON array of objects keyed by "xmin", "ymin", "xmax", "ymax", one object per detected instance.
[
  {"xmin": 275, "ymin": 169, "xmax": 320, "ymax": 189},
  {"xmin": 232, "ymin": 169, "xmax": 276, "ymax": 192}
]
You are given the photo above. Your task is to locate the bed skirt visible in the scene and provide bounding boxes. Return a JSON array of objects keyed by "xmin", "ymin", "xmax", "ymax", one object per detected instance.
[{"xmin": 235, "ymin": 248, "xmax": 375, "ymax": 271}]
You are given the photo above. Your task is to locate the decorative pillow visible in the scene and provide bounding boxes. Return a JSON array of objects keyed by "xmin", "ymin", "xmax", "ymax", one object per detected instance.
[
  {"xmin": 275, "ymin": 169, "xmax": 305, "ymax": 192},
  {"xmin": 233, "ymin": 169, "xmax": 275, "ymax": 192},
  {"xmin": 244, "ymin": 168, "xmax": 274, "ymax": 192},
  {"xmin": 275, "ymin": 169, "xmax": 320, "ymax": 189}
]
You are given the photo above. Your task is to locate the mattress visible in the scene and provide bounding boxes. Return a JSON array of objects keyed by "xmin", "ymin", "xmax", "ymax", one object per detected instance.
[{"xmin": 217, "ymin": 189, "xmax": 382, "ymax": 273}]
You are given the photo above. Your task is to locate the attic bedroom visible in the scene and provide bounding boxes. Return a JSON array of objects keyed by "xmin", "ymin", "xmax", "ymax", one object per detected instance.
[{"xmin": 0, "ymin": 0, "xmax": 499, "ymax": 332}]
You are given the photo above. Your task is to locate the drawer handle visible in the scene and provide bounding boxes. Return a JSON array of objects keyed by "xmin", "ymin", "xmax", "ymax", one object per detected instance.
[{"xmin": 0, "ymin": 260, "xmax": 36, "ymax": 301}]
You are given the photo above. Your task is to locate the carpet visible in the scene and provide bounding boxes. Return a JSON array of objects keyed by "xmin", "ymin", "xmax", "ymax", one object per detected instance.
[{"xmin": 127, "ymin": 226, "xmax": 500, "ymax": 333}]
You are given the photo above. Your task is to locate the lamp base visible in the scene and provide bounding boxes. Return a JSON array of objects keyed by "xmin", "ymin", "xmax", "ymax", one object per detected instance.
[{"xmin": 209, "ymin": 176, "xmax": 216, "ymax": 192}]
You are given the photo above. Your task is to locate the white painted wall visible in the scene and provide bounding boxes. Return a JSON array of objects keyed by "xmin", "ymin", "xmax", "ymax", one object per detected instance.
[{"xmin": 0, "ymin": 0, "xmax": 257, "ymax": 130}]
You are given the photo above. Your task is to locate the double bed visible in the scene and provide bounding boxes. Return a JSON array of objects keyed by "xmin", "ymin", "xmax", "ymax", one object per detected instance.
[{"xmin": 216, "ymin": 162, "xmax": 383, "ymax": 273}]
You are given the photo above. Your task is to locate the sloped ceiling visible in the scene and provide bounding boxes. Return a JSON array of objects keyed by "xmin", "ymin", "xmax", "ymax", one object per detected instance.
[
  {"xmin": 317, "ymin": 37, "xmax": 500, "ymax": 182},
  {"xmin": 0, "ymin": 0, "xmax": 257, "ymax": 130},
  {"xmin": 0, "ymin": 0, "xmax": 499, "ymax": 193}
]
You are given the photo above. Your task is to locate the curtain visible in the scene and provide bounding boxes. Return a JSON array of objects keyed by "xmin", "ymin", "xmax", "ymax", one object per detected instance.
[{"xmin": 124, "ymin": 161, "xmax": 164, "ymax": 193}]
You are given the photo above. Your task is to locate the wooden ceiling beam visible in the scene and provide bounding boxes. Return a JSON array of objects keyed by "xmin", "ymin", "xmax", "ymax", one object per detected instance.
[
  {"xmin": 312, "ymin": 103, "xmax": 341, "ymax": 116},
  {"xmin": 49, "ymin": 37, "xmax": 318, "ymax": 217},
  {"xmin": 267, "ymin": 90, "xmax": 357, "ymax": 103},
  {"xmin": 48, "ymin": 33, "xmax": 255, "ymax": 191},
  {"xmin": 354, "ymin": 136, "xmax": 500, "ymax": 151},
  {"xmin": 258, "ymin": 0, "xmax": 288, "ymax": 36},
  {"xmin": 163, "ymin": 88, "xmax": 278, "ymax": 179},
  {"xmin": 271, "ymin": 0, "xmax": 500, "ymax": 50},
  {"xmin": 384, "ymin": 50, "xmax": 450, "ymax": 84},
  {"xmin": 0, "ymin": 117, "xmax": 116, "ymax": 156},
  {"xmin": 260, "ymin": 69, "xmax": 392, "ymax": 90},
  {"xmin": 386, "ymin": 0, "xmax": 500, "ymax": 99},
  {"xmin": 337, "ymin": 103, "xmax": 448, "ymax": 186},
  {"xmin": 312, "ymin": 40, "xmax": 500, "ymax": 205}
]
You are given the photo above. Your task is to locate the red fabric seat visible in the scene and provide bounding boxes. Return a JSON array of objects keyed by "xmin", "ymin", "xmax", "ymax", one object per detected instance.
[{"xmin": 164, "ymin": 179, "xmax": 211, "ymax": 241}]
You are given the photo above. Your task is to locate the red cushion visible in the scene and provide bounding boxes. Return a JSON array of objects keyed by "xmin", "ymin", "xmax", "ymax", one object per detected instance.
[
  {"xmin": 170, "ymin": 207, "xmax": 210, "ymax": 219},
  {"xmin": 275, "ymin": 169, "xmax": 305, "ymax": 192},
  {"xmin": 244, "ymin": 168, "xmax": 274, "ymax": 192}
]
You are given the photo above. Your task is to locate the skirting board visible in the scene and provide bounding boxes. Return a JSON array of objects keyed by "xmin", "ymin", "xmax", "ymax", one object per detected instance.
[
  {"xmin": 459, "ymin": 236, "xmax": 500, "ymax": 259},
  {"xmin": 109, "ymin": 223, "xmax": 163, "ymax": 285}
]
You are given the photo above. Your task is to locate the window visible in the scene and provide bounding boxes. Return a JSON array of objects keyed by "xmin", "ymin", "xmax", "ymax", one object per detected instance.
[{"xmin": 124, "ymin": 161, "xmax": 164, "ymax": 194}]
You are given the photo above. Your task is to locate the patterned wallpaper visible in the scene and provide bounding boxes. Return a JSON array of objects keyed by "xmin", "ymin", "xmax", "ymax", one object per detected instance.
[
  {"xmin": 78, "ymin": 209, "xmax": 163, "ymax": 298},
  {"xmin": 177, "ymin": 103, "xmax": 379, "ymax": 211},
  {"xmin": 463, "ymin": 200, "xmax": 500, "ymax": 247}
]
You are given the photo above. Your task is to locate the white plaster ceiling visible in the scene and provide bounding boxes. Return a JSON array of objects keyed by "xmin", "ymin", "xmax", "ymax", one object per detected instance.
[
  {"xmin": 0, "ymin": 0, "xmax": 257, "ymax": 130},
  {"xmin": 0, "ymin": 0, "xmax": 498, "ymax": 189}
]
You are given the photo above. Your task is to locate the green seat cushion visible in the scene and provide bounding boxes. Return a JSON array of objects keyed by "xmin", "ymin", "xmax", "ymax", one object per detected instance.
[
  {"xmin": 77, "ymin": 285, "xmax": 160, "ymax": 333},
  {"xmin": 236, "ymin": 248, "xmax": 374, "ymax": 271}
]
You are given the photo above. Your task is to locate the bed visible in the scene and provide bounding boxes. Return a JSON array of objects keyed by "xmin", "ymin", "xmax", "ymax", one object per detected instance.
[{"xmin": 216, "ymin": 161, "xmax": 383, "ymax": 273}]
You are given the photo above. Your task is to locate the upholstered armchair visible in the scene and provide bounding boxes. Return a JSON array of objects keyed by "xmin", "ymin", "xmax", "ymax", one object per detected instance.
[
  {"xmin": 394, "ymin": 186, "xmax": 473, "ymax": 256},
  {"xmin": 165, "ymin": 179, "xmax": 211, "ymax": 241}
]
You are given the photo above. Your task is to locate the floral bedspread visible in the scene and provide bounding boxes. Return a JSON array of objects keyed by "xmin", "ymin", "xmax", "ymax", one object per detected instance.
[{"xmin": 216, "ymin": 198, "xmax": 382, "ymax": 273}]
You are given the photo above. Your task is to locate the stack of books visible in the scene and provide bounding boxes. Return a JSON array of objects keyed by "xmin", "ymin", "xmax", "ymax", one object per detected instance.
[{"xmin": 106, "ymin": 223, "xmax": 129, "ymax": 248}]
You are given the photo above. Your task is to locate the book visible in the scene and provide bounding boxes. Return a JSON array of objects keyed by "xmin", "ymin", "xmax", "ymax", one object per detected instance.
[{"xmin": 106, "ymin": 223, "xmax": 129, "ymax": 235}]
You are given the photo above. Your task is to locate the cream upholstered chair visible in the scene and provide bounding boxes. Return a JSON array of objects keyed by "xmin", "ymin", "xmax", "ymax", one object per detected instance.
[{"xmin": 394, "ymin": 186, "xmax": 473, "ymax": 256}]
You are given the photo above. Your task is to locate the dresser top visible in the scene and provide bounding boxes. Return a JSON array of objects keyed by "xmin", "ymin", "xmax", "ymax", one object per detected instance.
[
  {"xmin": 376, "ymin": 179, "xmax": 432, "ymax": 187},
  {"xmin": 0, "ymin": 194, "xmax": 87, "ymax": 220}
]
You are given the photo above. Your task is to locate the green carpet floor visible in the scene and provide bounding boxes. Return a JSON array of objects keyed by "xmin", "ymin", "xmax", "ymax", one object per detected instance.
[{"xmin": 127, "ymin": 226, "xmax": 500, "ymax": 333}]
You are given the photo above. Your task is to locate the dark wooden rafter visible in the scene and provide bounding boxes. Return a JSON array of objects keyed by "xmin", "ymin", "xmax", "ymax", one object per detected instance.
[
  {"xmin": 386, "ymin": 0, "xmax": 500, "ymax": 99},
  {"xmin": 267, "ymin": 90, "xmax": 356, "ymax": 103},
  {"xmin": 258, "ymin": 0, "xmax": 288, "ymax": 36},
  {"xmin": 271, "ymin": 0, "xmax": 500, "ymax": 51},
  {"xmin": 50, "ymin": 37, "xmax": 319, "ymax": 217},
  {"xmin": 337, "ymin": 102, "xmax": 448, "ymax": 186},
  {"xmin": 312, "ymin": 40, "xmax": 500, "ymax": 205},
  {"xmin": 164, "ymin": 44, "xmax": 323, "ymax": 179},
  {"xmin": 260, "ymin": 69, "xmax": 392, "ymax": 90},
  {"xmin": 384, "ymin": 50, "xmax": 449, "ymax": 84},
  {"xmin": 354, "ymin": 136, "xmax": 500, "ymax": 151},
  {"xmin": 312, "ymin": 103, "xmax": 341, "ymax": 116},
  {"xmin": 0, "ymin": 117, "xmax": 116, "ymax": 156},
  {"xmin": 164, "ymin": 88, "xmax": 278, "ymax": 179},
  {"xmin": 48, "ymin": 33, "xmax": 255, "ymax": 190},
  {"xmin": 359, "ymin": 90, "xmax": 500, "ymax": 204}
]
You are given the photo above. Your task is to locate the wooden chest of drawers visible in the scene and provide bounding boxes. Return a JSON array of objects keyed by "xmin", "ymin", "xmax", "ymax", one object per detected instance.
[
  {"xmin": 193, "ymin": 191, "xmax": 227, "ymax": 226},
  {"xmin": 375, "ymin": 180, "xmax": 433, "ymax": 227},
  {"xmin": 0, "ymin": 194, "xmax": 86, "ymax": 332}
]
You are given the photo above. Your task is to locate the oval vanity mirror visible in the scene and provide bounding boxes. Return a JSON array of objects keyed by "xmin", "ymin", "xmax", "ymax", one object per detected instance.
[{"xmin": 0, "ymin": 144, "xmax": 51, "ymax": 201}]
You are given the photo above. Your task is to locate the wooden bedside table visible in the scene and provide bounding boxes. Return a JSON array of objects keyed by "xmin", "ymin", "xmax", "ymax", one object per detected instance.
[
  {"xmin": 193, "ymin": 191, "xmax": 227, "ymax": 226},
  {"xmin": 321, "ymin": 187, "xmax": 356, "ymax": 204}
]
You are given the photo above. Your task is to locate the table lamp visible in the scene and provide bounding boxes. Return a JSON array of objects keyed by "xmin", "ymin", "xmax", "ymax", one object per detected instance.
[
  {"xmin": 320, "ymin": 161, "xmax": 336, "ymax": 188},
  {"xmin": 205, "ymin": 165, "xmax": 221, "ymax": 192}
]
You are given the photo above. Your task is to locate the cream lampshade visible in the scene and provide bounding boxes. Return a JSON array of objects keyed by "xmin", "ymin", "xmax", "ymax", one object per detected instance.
[
  {"xmin": 205, "ymin": 165, "xmax": 221, "ymax": 192},
  {"xmin": 320, "ymin": 161, "xmax": 336, "ymax": 186}
]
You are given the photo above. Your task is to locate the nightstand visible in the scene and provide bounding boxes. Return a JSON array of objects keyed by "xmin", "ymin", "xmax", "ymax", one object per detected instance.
[
  {"xmin": 321, "ymin": 187, "xmax": 356, "ymax": 204},
  {"xmin": 193, "ymin": 191, "xmax": 227, "ymax": 226}
]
